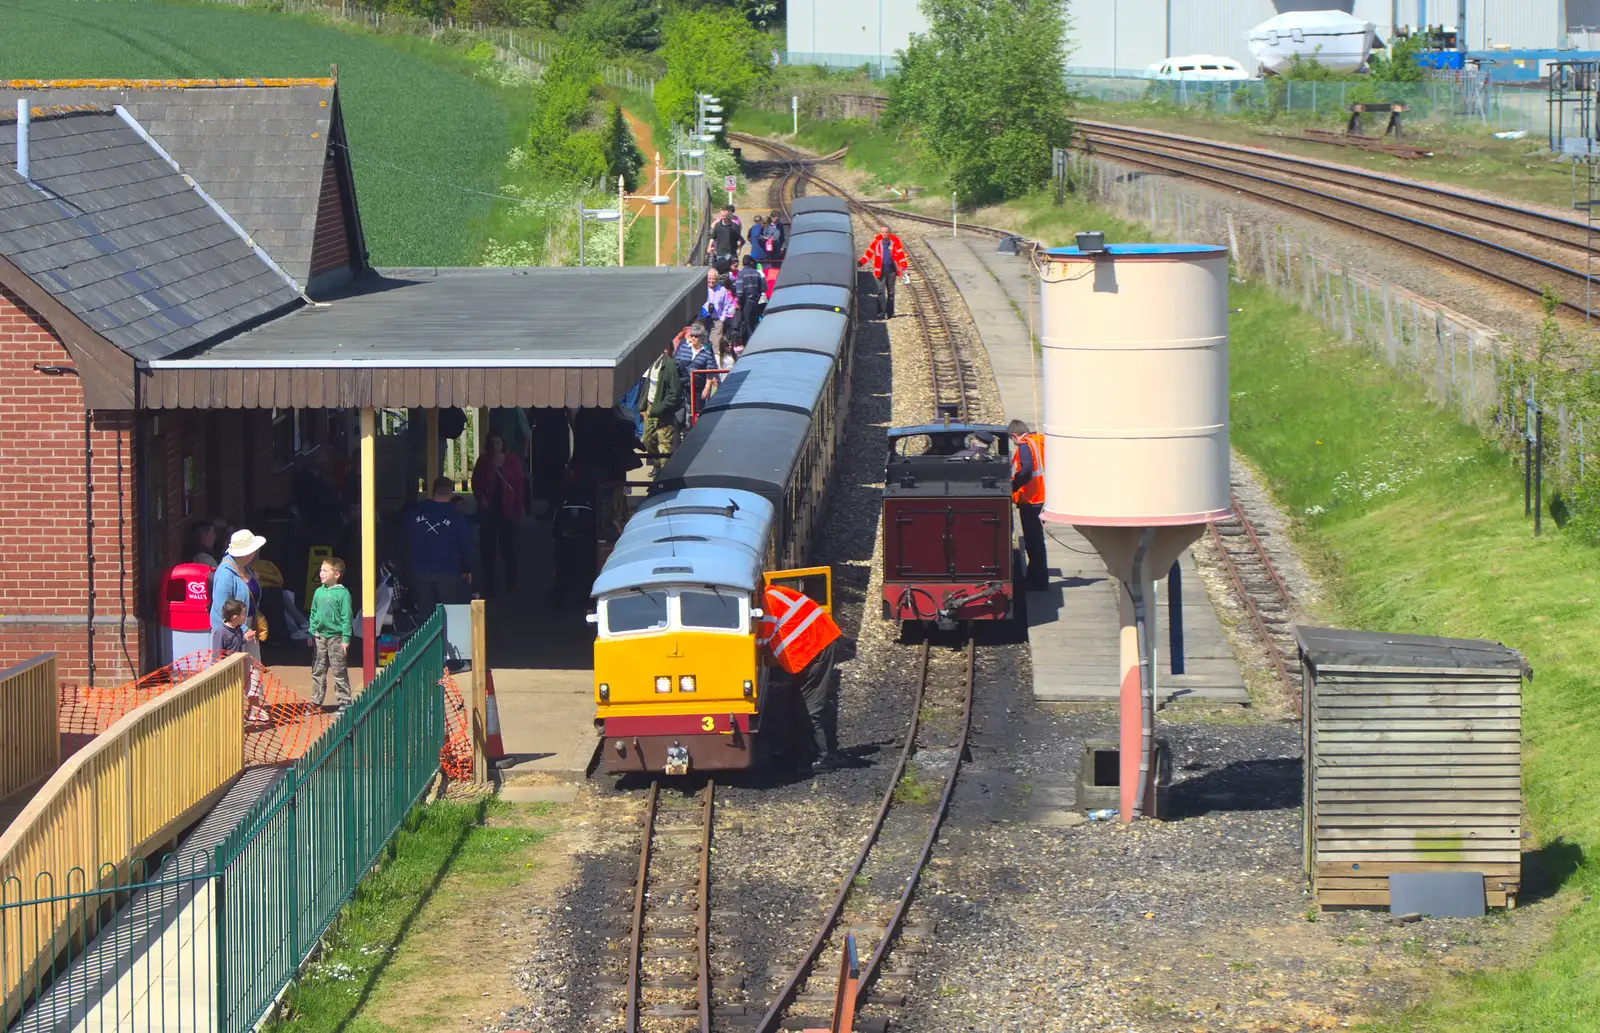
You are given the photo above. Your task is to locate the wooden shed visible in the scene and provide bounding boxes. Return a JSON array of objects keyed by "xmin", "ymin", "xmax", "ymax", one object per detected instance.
[{"xmin": 1297, "ymin": 627, "xmax": 1527, "ymax": 910}]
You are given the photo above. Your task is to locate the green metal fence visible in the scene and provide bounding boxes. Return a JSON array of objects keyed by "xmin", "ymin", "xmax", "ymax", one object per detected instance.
[{"xmin": 213, "ymin": 608, "xmax": 446, "ymax": 1033}]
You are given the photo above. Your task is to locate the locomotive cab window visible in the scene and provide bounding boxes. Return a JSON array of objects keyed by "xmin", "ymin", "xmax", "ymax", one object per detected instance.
[
  {"xmin": 602, "ymin": 590, "xmax": 670, "ymax": 635},
  {"xmin": 599, "ymin": 587, "xmax": 749, "ymax": 636},
  {"xmin": 679, "ymin": 589, "xmax": 745, "ymax": 631}
]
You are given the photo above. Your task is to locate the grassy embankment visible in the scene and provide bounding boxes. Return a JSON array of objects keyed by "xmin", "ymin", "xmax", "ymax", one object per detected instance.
[
  {"xmin": 266, "ymin": 798, "xmax": 558, "ymax": 1032},
  {"xmin": 0, "ymin": 0, "xmax": 510, "ymax": 265},
  {"xmin": 731, "ymin": 108, "xmax": 1600, "ymax": 1030},
  {"xmin": 0, "ymin": 0, "xmax": 658, "ymax": 267}
]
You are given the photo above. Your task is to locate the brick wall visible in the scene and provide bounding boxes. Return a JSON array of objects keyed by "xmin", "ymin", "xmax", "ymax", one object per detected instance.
[
  {"xmin": 309, "ymin": 153, "xmax": 352, "ymax": 279},
  {"xmin": 0, "ymin": 284, "xmax": 142, "ymax": 685}
]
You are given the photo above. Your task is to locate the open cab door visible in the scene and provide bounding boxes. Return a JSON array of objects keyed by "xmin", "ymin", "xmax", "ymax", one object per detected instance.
[{"xmin": 763, "ymin": 566, "xmax": 833, "ymax": 615}]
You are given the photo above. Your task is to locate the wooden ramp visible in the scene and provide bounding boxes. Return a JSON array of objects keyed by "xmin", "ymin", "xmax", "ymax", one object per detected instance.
[{"xmin": 924, "ymin": 236, "xmax": 1246, "ymax": 706}]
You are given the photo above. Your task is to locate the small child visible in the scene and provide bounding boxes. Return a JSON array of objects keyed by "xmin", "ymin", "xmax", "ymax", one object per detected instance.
[
  {"xmin": 213, "ymin": 599, "xmax": 247, "ymax": 656},
  {"xmin": 308, "ymin": 558, "xmax": 354, "ymax": 711},
  {"xmin": 214, "ymin": 600, "xmax": 270, "ymax": 724}
]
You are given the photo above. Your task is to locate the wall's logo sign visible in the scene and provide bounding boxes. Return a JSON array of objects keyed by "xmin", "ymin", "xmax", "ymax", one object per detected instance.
[{"xmin": 187, "ymin": 580, "xmax": 208, "ymax": 599}]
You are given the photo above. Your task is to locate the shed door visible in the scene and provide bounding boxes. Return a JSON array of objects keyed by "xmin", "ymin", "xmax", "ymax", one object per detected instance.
[
  {"xmin": 890, "ymin": 507, "xmax": 951, "ymax": 579},
  {"xmin": 948, "ymin": 502, "xmax": 1007, "ymax": 579}
]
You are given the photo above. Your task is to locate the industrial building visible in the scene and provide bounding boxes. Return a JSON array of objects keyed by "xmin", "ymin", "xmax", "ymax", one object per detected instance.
[{"xmin": 785, "ymin": 0, "xmax": 1596, "ymax": 78}]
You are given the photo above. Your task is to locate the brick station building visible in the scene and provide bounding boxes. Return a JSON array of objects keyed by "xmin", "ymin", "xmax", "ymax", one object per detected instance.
[{"xmin": 0, "ymin": 78, "xmax": 701, "ymax": 687}]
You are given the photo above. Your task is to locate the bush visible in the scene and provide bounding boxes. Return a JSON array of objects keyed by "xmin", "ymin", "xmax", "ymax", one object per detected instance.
[{"xmin": 562, "ymin": 0, "xmax": 660, "ymax": 53}]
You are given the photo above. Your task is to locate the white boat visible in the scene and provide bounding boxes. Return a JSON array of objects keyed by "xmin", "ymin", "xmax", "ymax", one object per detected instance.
[
  {"xmin": 1146, "ymin": 55, "xmax": 1253, "ymax": 82},
  {"xmin": 1246, "ymin": 10, "xmax": 1377, "ymax": 75}
]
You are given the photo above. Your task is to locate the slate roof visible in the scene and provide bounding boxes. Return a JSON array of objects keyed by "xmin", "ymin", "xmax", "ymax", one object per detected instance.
[
  {"xmin": 0, "ymin": 80, "xmax": 353, "ymax": 289},
  {"xmin": 0, "ymin": 105, "xmax": 302, "ymax": 361}
]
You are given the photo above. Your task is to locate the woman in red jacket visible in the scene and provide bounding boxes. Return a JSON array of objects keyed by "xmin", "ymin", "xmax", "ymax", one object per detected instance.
[
  {"xmin": 857, "ymin": 225, "xmax": 909, "ymax": 319},
  {"xmin": 472, "ymin": 434, "xmax": 526, "ymax": 597}
]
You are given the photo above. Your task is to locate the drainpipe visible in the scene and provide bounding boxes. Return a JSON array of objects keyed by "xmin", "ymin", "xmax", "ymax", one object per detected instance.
[
  {"xmin": 15, "ymin": 98, "xmax": 28, "ymax": 180},
  {"xmin": 1128, "ymin": 528, "xmax": 1154, "ymax": 819},
  {"xmin": 85, "ymin": 408, "xmax": 96, "ymax": 688}
]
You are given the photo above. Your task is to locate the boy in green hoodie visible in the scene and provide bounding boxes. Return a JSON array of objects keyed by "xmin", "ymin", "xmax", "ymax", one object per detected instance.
[{"xmin": 308, "ymin": 557, "xmax": 353, "ymax": 709}]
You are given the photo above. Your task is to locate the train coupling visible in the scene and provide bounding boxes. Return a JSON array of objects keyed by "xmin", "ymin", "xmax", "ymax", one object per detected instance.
[
  {"xmin": 937, "ymin": 581, "xmax": 1008, "ymax": 628},
  {"xmin": 664, "ymin": 742, "xmax": 690, "ymax": 776}
]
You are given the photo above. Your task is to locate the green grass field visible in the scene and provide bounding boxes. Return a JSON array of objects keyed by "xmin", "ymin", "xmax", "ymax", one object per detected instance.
[
  {"xmin": 1227, "ymin": 285, "xmax": 1600, "ymax": 1033},
  {"xmin": 0, "ymin": 0, "xmax": 512, "ymax": 266}
]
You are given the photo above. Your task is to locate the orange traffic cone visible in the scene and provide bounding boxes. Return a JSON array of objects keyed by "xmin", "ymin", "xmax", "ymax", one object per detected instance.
[{"xmin": 484, "ymin": 668, "xmax": 506, "ymax": 763}]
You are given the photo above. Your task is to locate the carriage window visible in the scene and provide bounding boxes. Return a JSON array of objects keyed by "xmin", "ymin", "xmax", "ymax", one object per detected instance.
[
  {"xmin": 679, "ymin": 590, "xmax": 744, "ymax": 631},
  {"xmin": 604, "ymin": 591, "xmax": 669, "ymax": 633}
]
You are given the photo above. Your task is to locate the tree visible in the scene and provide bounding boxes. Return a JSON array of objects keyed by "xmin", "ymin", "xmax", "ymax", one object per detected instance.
[
  {"xmin": 890, "ymin": 0, "xmax": 1073, "ymax": 205},
  {"xmin": 655, "ymin": 6, "xmax": 770, "ymax": 123},
  {"xmin": 604, "ymin": 103, "xmax": 648, "ymax": 190},
  {"xmin": 563, "ymin": 0, "xmax": 663, "ymax": 52}
]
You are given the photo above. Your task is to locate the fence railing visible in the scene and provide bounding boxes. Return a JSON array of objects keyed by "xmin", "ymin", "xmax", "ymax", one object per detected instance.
[
  {"xmin": 0, "ymin": 655, "xmax": 58, "ymax": 802},
  {"xmin": 214, "ymin": 608, "xmax": 446, "ymax": 1033},
  {"xmin": 1066, "ymin": 149, "xmax": 1597, "ymax": 513},
  {"xmin": 1069, "ymin": 75, "xmax": 1547, "ymax": 135},
  {"xmin": 0, "ymin": 653, "xmax": 247, "ymax": 1026},
  {"xmin": 782, "ymin": 51, "xmax": 899, "ymax": 78}
]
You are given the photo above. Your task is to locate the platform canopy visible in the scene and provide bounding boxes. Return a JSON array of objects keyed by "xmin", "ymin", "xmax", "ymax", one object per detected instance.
[{"xmin": 138, "ymin": 266, "xmax": 705, "ymax": 410}]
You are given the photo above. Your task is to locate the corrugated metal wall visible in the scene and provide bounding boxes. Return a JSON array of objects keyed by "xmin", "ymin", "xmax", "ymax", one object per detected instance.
[{"xmin": 1169, "ymin": 0, "xmax": 1278, "ymax": 68}]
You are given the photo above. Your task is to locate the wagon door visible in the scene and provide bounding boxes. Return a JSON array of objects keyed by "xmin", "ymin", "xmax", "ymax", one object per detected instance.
[{"xmin": 947, "ymin": 500, "xmax": 1008, "ymax": 580}]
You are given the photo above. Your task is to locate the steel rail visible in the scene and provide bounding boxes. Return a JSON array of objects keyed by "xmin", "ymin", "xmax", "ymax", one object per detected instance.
[
  {"xmin": 751, "ymin": 640, "xmax": 934, "ymax": 1033},
  {"xmin": 1080, "ymin": 136, "xmax": 1599, "ymax": 317},
  {"xmin": 727, "ymin": 132, "xmax": 1015, "ymax": 239},
  {"xmin": 697, "ymin": 781, "xmax": 714, "ymax": 1033},
  {"xmin": 1077, "ymin": 119, "xmax": 1593, "ymax": 248},
  {"xmin": 855, "ymin": 637, "xmax": 974, "ymax": 1006},
  {"xmin": 1207, "ymin": 494, "xmax": 1298, "ymax": 711},
  {"xmin": 625, "ymin": 781, "xmax": 660, "ymax": 1033}
]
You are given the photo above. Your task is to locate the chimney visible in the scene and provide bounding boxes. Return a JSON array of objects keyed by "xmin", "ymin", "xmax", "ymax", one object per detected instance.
[{"xmin": 15, "ymin": 98, "xmax": 29, "ymax": 181}]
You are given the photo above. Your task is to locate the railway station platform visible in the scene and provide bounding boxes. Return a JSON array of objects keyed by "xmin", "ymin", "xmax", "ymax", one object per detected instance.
[{"xmin": 924, "ymin": 236, "xmax": 1247, "ymax": 706}]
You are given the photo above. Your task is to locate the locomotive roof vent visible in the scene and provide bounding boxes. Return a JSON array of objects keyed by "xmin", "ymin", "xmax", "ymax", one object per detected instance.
[{"xmin": 652, "ymin": 564, "xmax": 694, "ymax": 575}]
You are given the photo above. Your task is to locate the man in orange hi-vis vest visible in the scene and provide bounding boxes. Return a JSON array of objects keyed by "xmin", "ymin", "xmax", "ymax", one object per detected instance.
[
  {"xmin": 1009, "ymin": 419, "xmax": 1049, "ymax": 591},
  {"xmin": 757, "ymin": 583, "xmax": 844, "ymax": 773}
]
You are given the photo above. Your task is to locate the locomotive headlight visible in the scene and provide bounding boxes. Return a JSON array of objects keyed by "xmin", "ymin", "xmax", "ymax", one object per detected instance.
[
  {"xmin": 678, "ymin": 675, "xmax": 697, "ymax": 693},
  {"xmin": 599, "ymin": 683, "xmax": 610, "ymax": 701},
  {"xmin": 654, "ymin": 675, "xmax": 672, "ymax": 693},
  {"xmin": 742, "ymin": 679, "xmax": 754, "ymax": 697}
]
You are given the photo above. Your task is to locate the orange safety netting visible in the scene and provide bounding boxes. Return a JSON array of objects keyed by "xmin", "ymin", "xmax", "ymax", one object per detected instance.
[{"xmin": 61, "ymin": 653, "xmax": 476, "ymax": 778}]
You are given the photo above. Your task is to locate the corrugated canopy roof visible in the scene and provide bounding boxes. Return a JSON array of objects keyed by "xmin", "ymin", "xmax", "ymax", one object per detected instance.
[
  {"xmin": 138, "ymin": 266, "xmax": 705, "ymax": 410},
  {"xmin": 0, "ymin": 106, "xmax": 302, "ymax": 362}
]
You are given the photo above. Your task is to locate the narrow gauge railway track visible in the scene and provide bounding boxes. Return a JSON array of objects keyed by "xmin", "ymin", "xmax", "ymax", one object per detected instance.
[
  {"xmin": 614, "ymin": 781, "xmax": 715, "ymax": 1032},
  {"xmin": 736, "ymin": 133, "xmax": 984, "ymax": 418},
  {"xmin": 1078, "ymin": 120, "xmax": 1594, "ymax": 254},
  {"xmin": 728, "ymin": 132, "xmax": 1015, "ymax": 240},
  {"xmin": 752, "ymin": 638, "xmax": 975, "ymax": 1033},
  {"xmin": 1207, "ymin": 494, "xmax": 1299, "ymax": 710},
  {"xmin": 1075, "ymin": 127, "xmax": 1600, "ymax": 318}
]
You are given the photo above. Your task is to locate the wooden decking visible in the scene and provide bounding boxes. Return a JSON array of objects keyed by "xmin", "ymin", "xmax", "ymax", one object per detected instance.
[{"xmin": 924, "ymin": 235, "xmax": 1246, "ymax": 705}]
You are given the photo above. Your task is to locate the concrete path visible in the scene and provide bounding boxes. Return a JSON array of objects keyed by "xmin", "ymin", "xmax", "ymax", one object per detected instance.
[
  {"xmin": 492, "ymin": 667, "xmax": 600, "ymax": 779},
  {"xmin": 924, "ymin": 236, "xmax": 1246, "ymax": 706},
  {"xmin": 20, "ymin": 767, "xmax": 284, "ymax": 1033}
]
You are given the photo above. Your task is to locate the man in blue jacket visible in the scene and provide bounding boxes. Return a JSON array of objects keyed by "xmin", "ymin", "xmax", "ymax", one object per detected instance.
[{"xmin": 408, "ymin": 477, "xmax": 474, "ymax": 616}]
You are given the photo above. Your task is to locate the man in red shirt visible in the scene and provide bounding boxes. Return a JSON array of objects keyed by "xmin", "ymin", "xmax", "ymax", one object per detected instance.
[{"xmin": 858, "ymin": 224, "xmax": 908, "ymax": 320}]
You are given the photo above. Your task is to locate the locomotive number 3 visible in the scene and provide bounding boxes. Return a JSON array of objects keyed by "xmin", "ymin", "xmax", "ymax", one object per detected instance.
[{"xmin": 700, "ymin": 716, "xmax": 715, "ymax": 731}]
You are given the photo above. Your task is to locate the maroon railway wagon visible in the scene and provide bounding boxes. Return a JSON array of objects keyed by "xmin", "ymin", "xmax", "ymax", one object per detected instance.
[{"xmin": 881, "ymin": 422, "xmax": 1019, "ymax": 628}]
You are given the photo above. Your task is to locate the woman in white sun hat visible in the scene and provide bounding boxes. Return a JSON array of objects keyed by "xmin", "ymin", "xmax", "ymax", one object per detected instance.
[{"xmin": 209, "ymin": 531, "xmax": 271, "ymax": 715}]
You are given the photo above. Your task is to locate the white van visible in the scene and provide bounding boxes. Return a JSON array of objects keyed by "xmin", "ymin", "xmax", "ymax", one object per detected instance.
[{"xmin": 1148, "ymin": 55, "xmax": 1252, "ymax": 81}]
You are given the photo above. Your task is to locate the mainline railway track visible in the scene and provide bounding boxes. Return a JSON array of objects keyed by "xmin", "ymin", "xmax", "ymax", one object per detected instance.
[{"xmin": 1076, "ymin": 120, "xmax": 1600, "ymax": 317}]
